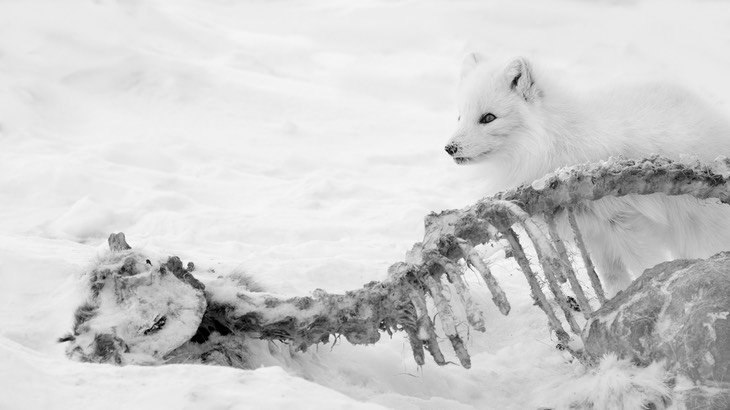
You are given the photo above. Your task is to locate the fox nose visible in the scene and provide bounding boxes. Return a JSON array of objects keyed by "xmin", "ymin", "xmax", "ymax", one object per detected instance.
[{"xmin": 444, "ymin": 143, "xmax": 458, "ymax": 156}]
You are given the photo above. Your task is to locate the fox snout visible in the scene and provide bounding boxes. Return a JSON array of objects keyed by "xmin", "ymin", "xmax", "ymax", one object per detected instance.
[
  {"xmin": 444, "ymin": 143, "xmax": 459, "ymax": 156},
  {"xmin": 444, "ymin": 140, "xmax": 472, "ymax": 164}
]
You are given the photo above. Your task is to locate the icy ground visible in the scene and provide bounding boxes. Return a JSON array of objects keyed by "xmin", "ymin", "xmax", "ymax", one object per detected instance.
[{"xmin": 2, "ymin": 0, "xmax": 730, "ymax": 409}]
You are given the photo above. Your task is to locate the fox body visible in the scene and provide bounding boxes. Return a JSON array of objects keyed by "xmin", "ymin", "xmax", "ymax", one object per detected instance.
[{"xmin": 446, "ymin": 55, "xmax": 730, "ymax": 295}]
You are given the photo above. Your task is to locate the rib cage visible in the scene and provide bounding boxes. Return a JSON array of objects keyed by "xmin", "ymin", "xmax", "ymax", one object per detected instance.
[{"xmin": 216, "ymin": 155, "xmax": 730, "ymax": 368}]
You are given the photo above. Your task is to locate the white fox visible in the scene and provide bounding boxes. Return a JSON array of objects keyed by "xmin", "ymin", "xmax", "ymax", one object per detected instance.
[{"xmin": 446, "ymin": 55, "xmax": 730, "ymax": 296}]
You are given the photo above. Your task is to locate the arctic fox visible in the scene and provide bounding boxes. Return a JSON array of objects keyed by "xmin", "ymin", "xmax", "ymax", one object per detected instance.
[{"xmin": 446, "ymin": 55, "xmax": 730, "ymax": 295}]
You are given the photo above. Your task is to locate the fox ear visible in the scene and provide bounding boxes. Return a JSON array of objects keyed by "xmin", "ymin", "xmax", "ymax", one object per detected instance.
[
  {"xmin": 460, "ymin": 52, "xmax": 484, "ymax": 79},
  {"xmin": 505, "ymin": 57, "xmax": 539, "ymax": 101}
]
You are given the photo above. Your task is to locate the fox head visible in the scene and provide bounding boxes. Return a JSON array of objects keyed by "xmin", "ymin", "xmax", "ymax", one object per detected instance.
[{"xmin": 445, "ymin": 55, "xmax": 543, "ymax": 165}]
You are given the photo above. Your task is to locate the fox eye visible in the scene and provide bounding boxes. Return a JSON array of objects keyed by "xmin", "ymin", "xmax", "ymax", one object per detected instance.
[{"xmin": 479, "ymin": 113, "xmax": 496, "ymax": 124}]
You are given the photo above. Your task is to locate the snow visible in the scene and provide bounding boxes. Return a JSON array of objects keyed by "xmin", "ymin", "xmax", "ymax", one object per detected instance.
[{"xmin": 1, "ymin": 0, "xmax": 729, "ymax": 408}]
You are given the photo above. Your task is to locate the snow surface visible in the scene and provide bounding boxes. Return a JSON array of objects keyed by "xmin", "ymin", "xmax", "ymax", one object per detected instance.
[{"xmin": 2, "ymin": 0, "xmax": 730, "ymax": 408}]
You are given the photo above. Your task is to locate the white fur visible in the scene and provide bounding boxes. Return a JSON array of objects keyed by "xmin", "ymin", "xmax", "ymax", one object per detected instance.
[
  {"xmin": 554, "ymin": 354, "xmax": 671, "ymax": 410},
  {"xmin": 447, "ymin": 55, "xmax": 730, "ymax": 295}
]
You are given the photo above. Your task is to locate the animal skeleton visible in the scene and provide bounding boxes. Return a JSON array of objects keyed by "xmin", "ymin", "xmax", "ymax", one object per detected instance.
[{"xmin": 62, "ymin": 156, "xmax": 730, "ymax": 368}]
